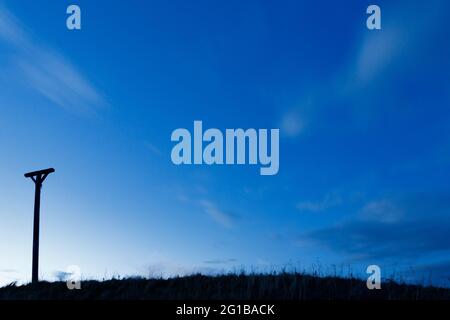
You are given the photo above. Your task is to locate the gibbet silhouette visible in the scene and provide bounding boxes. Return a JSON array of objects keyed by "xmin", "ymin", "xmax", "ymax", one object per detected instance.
[{"xmin": 24, "ymin": 168, "xmax": 55, "ymax": 284}]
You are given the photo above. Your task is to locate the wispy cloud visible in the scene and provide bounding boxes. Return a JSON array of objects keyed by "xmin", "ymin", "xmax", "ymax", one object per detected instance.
[
  {"xmin": 352, "ymin": 29, "xmax": 401, "ymax": 86},
  {"xmin": 300, "ymin": 218, "xmax": 450, "ymax": 261},
  {"xmin": 144, "ymin": 141, "xmax": 163, "ymax": 157},
  {"xmin": 279, "ymin": 110, "xmax": 305, "ymax": 138},
  {"xmin": 0, "ymin": 6, "xmax": 105, "ymax": 114},
  {"xmin": 340, "ymin": 1, "xmax": 447, "ymax": 94},
  {"xmin": 203, "ymin": 258, "xmax": 237, "ymax": 265},
  {"xmin": 296, "ymin": 192, "xmax": 342, "ymax": 213},
  {"xmin": 277, "ymin": 95, "xmax": 314, "ymax": 139},
  {"xmin": 0, "ymin": 7, "xmax": 27, "ymax": 47},
  {"xmin": 298, "ymin": 193, "xmax": 450, "ymax": 261},
  {"xmin": 360, "ymin": 199, "xmax": 403, "ymax": 223},
  {"xmin": 278, "ymin": 1, "xmax": 448, "ymax": 134},
  {"xmin": 199, "ymin": 200, "xmax": 235, "ymax": 228},
  {"xmin": 176, "ymin": 193, "xmax": 236, "ymax": 228}
]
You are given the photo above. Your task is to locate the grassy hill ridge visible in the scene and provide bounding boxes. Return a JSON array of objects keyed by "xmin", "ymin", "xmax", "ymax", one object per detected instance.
[{"xmin": 1, "ymin": 273, "xmax": 449, "ymax": 300}]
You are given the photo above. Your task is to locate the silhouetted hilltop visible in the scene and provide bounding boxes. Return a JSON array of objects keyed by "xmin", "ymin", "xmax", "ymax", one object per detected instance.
[{"xmin": 1, "ymin": 273, "xmax": 449, "ymax": 300}]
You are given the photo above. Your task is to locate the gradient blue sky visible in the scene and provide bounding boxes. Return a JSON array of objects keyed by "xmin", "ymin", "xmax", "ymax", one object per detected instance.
[{"xmin": 1, "ymin": 0, "xmax": 450, "ymax": 287}]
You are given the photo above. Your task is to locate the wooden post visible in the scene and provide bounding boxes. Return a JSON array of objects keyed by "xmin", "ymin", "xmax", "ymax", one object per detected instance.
[{"xmin": 25, "ymin": 168, "xmax": 55, "ymax": 284}]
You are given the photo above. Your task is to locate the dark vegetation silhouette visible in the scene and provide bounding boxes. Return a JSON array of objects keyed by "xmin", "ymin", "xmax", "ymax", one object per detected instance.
[{"xmin": 1, "ymin": 272, "xmax": 450, "ymax": 300}]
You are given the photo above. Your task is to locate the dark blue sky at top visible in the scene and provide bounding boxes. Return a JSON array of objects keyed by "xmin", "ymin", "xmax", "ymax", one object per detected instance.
[{"xmin": 0, "ymin": 0, "xmax": 449, "ymax": 286}]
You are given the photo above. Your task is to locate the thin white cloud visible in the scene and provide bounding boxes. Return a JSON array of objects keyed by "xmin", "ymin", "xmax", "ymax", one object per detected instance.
[
  {"xmin": 354, "ymin": 29, "xmax": 400, "ymax": 85},
  {"xmin": 199, "ymin": 200, "xmax": 234, "ymax": 228},
  {"xmin": 0, "ymin": 7, "xmax": 27, "ymax": 47},
  {"xmin": 203, "ymin": 258, "xmax": 237, "ymax": 265},
  {"xmin": 144, "ymin": 141, "xmax": 163, "ymax": 157},
  {"xmin": 278, "ymin": 2, "xmax": 448, "ymax": 133},
  {"xmin": 296, "ymin": 193, "xmax": 342, "ymax": 213},
  {"xmin": 0, "ymin": 6, "xmax": 105, "ymax": 114},
  {"xmin": 176, "ymin": 193, "xmax": 235, "ymax": 228},
  {"xmin": 360, "ymin": 199, "xmax": 403, "ymax": 223},
  {"xmin": 279, "ymin": 110, "xmax": 304, "ymax": 138},
  {"xmin": 277, "ymin": 95, "xmax": 314, "ymax": 139},
  {"xmin": 341, "ymin": 1, "xmax": 446, "ymax": 93}
]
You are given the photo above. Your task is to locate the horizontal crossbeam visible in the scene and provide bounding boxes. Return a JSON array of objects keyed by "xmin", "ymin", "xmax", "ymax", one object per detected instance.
[{"xmin": 24, "ymin": 168, "xmax": 55, "ymax": 179}]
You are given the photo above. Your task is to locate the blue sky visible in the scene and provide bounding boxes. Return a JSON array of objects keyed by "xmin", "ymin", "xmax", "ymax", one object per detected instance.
[{"xmin": 1, "ymin": 0, "xmax": 450, "ymax": 287}]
